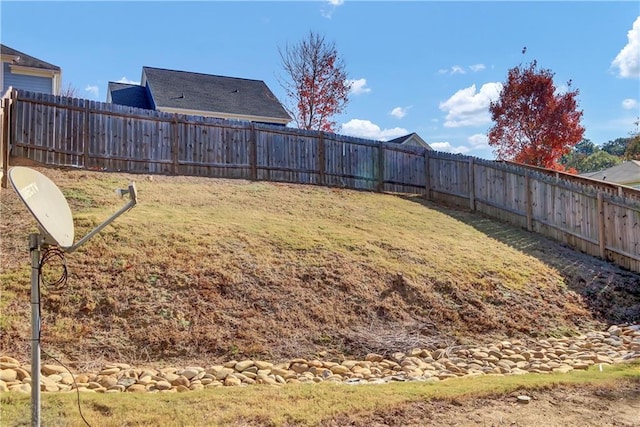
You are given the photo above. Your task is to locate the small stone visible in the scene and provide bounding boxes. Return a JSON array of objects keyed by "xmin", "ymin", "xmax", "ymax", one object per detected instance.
[
  {"xmin": 99, "ymin": 367, "xmax": 120, "ymax": 376},
  {"xmin": 118, "ymin": 377, "xmax": 137, "ymax": 388},
  {"xmin": 0, "ymin": 356, "xmax": 21, "ymax": 365},
  {"xmin": 270, "ymin": 367, "xmax": 290, "ymax": 377},
  {"xmin": 98, "ymin": 376, "xmax": 118, "ymax": 388},
  {"xmin": 432, "ymin": 349, "xmax": 447, "ymax": 360},
  {"xmin": 234, "ymin": 360, "xmax": 254, "ymax": 372},
  {"xmin": 180, "ymin": 368, "xmax": 202, "ymax": 380},
  {"xmin": 41, "ymin": 365, "xmax": 67, "ymax": 376},
  {"xmin": 517, "ymin": 395, "xmax": 531, "ymax": 404},
  {"xmin": 290, "ymin": 362, "xmax": 309, "ymax": 374},
  {"xmin": 0, "ymin": 362, "xmax": 20, "ymax": 369},
  {"xmin": 254, "ymin": 361, "xmax": 273, "ymax": 370},
  {"xmin": 9, "ymin": 383, "xmax": 31, "ymax": 393},
  {"xmin": 214, "ymin": 368, "xmax": 234, "ymax": 380},
  {"xmin": 330, "ymin": 365, "xmax": 350, "ymax": 375},
  {"xmin": 0, "ymin": 369, "xmax": 18, "ymax": 382},
  {"xmin": 155, "ymin": 381, "xmax": 172, "ymax": 391},
  {"xmin": 126, "ymin": 384, "xmax": 147, "ymax": 393},
  {"xmin": 224, "ymin": 376, "xmax": 242, "ymax": 387},
  {"xmin": 341, "ymin": 360, "xmax": 359, "ymax": 369},
  {"xmin": 170, "ymin": 376, "xmax": 190, "ymax": 387},
  {"xmin": 365, "ymin": 353, "xmax": 384, "ymax": 363},
  {"xmin": 75, "ymin": 374, "xmax": 90, "ymax": 384}
]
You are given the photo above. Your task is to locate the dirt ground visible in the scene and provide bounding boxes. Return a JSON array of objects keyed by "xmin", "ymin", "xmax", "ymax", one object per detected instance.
[{"xmin": 323, "ymin": 382, "xmax": 640, "ymax": 427}]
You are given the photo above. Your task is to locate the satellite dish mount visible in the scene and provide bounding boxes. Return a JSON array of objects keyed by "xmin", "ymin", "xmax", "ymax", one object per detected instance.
[{"xmin": 8, "ymin": 167, "xmax": 137, "ymax": 427}]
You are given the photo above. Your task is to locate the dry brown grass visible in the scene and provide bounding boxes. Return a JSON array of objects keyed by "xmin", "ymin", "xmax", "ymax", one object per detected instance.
[
  {"xmin": 1, "ymin": 164, "xmax": 638, "ymax": 367},
  {"xmin": 1, "ymin": 362, "xmax": 638, "ymax": 427}
]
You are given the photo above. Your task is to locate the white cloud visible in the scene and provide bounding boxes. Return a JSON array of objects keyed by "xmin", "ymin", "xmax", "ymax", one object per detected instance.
[
  {"xmin": 468, "ymin": 133, "xmax": 489, "ymax": 148},
  {"xmin": 439, "ymin": 64, "xmax": 486, "ymax": 75},
  {"xmin": 430, "ymin": 142, "xmax": 471, "ymax": 154},
  {"xmin": 321, "ymin": 0, "xmax": 344, "ymax": 18},
  {"xmin": 116, "ymin": 77, "xmax": 139, "ymax": 85},
  {"xmin": 85, "ymin": 85, "xmax": 99, "ymax": 98},
  {"xmin": 390, "ymin": 106, "xmax": 410, "ymax": 119},
  {"xmin": 348, "ymin": 78, "xmax": 371, "ymax": 95},
  {"xmin": 439, "ymin": 82, "xmax": 502, "ymax": 128},
  {"xmin": 340, "ymin": 119, "xmax": 407, "ymax": 141},
  {"xmin": 611, "ymin": 16, "xmax": 640, "ymax": 78},
  {"xmin": 622, "ymin": 98, "xmax": 639, "ymax": 110}
]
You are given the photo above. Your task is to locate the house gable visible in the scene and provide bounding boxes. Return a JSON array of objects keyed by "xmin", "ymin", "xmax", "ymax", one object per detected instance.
[
  {"xmin": 387, "ymin": 132, "xmax": 432, "ymax": 150},
  {"xmin": 107, "ymin": 82, "xmax": 153, "ymax": 110},
  {"xmin": 1, "ymin": 44, "xmax": 61, "ymax": 95}
]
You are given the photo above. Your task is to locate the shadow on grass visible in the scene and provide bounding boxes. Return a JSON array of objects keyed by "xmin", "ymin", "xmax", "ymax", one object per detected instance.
[{"xmin": 396, "ymin": 193, "xmax": 640, "ymax": 326}]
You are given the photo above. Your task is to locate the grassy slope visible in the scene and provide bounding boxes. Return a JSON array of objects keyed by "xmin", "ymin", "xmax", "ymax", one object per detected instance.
[{"xmin": 1, "ymin": 166, "xmax": 639, "ymax": 367}]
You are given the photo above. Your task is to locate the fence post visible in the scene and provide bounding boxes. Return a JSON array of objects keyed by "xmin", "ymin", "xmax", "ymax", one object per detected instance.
[
  {"xmin": 597, "ymin": 192, "xmax": 606, "ymax": 259},
  {"xmin": 468, "ymin": 157, "xmax": 475, "ymax": 211},
  {"xmin": 0, "ymin": 90, "xmax": 13, "ymax": 188},
  {"xmin": 250, "ymin": 123, "xmax": 257, "ymax": 181},
  {"xmin": 83, "ymin": 101, "xmax": 90, "ymax": 169},
  {"xmin": 424, "ymin": 150, "xmax": 431, "ymax": 200},
  {"xmin": 172, "ymin": 114, "xmax": 179, "ymax": 175},
  {"xmin": 317, "ymin": 131, "xmax": 325, "ymax": 185},
  {"xmin": 377, "ymin": 143, "xmax": 384, "ymax": 192},
  {"xmin": 525, "ymin": 171, "xmax": 533, "ymax": 232},
  {"xmin": 0, "ymin": 98, "xmax": 7, "ymax": 188}
]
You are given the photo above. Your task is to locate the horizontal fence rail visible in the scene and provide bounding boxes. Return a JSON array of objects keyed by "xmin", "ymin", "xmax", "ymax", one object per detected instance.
[{"xmin": 3, "ymin": 88, "xmax": 640, "ymax": 273}]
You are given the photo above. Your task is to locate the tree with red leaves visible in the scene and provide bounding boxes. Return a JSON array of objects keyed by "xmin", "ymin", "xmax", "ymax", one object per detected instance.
[
  {"xmin": 488, "ymin": 60, "xmax": 584, "ymax": 170},
  {"xmin": 279, "ymin": 31, "xmax": 351, "ymax": 133}
]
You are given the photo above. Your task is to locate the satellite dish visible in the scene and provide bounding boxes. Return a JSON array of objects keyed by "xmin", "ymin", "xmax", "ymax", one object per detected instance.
[
  {"xmin": 9, "ymin": 166, "xmax": 75, "ymax": 249},
  {"xmin": 8, "ymin": 165, "xmax": 137, "ymax": 427}
]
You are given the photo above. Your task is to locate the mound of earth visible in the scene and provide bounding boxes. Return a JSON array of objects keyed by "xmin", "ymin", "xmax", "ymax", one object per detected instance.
[{"xmin": 1, "ymin": 165, "xmax": 639, "ymax": 368}]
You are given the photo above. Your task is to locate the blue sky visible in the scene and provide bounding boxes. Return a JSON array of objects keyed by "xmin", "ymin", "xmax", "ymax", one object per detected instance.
[{"xmin": 1, "ymin": 1, "xmax": 639, "ymax": 160}]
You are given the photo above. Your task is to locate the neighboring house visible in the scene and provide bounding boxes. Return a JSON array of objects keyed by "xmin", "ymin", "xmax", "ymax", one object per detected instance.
[
  {"xmin": 580, "ymin": 161, "xmax": 640, "ymax": 188},
  {"xmin": 387, "ymin": 132, "xmax": 432, "ymax": 150},
  {"xmin": 1, "ymin": 44, "xmax": 61, "ymax": 95},
  {"xmin": 107, "ymin": 66, "xmax": 291, "ymax": 126}
]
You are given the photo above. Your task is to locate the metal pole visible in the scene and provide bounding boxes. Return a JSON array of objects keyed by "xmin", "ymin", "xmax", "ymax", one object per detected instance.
[{"xmin": 29, "ymin": 233, "xmax": 41, "ymax": 427}]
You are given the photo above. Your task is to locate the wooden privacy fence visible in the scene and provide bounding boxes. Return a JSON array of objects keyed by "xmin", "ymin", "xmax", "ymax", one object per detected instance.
[{"xmin": 3, "ymin": 88, "xmax": 640, "ymax": 273}]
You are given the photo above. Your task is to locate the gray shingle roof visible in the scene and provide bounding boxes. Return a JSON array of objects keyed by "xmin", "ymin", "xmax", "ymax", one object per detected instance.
[
  {"xmin": 387, "ymin": 133, "xmax": 417, "ymax": 145},
  {"xmin": 107, "ymin": 82, "xmax": 152, "ymax": 110},
  {"xmin": 1, "ymin": 44, "xmax": 60, "ymax": 71},
  {"xmin": 580, "ymin": 161, "xmax": 640, "ymax": 185},
  {"xmin": 142, "ymin": 66, "xmax": 291, "ymax": 122},
  {"xmin": 387, "ymin": 132, "xmax": 432, "ymax": 149}
]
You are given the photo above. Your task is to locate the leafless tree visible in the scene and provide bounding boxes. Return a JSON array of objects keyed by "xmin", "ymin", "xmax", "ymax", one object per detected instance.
[{"xmin": 278, "ymin": 31, "xmax": 351, "ymax": 133}]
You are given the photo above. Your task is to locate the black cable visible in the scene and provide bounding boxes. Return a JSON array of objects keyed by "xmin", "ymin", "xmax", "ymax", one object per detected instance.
[
  {"xmin": 38, "ymin": 247, "xmax": 92, "ymax": 427},
  {"xmin": 39, "ymin": 246, "xmax": 67, "ymax": 289},
  {"xmin": 40, "ymin": 347, "xmax": 92, "ymax": 427}
]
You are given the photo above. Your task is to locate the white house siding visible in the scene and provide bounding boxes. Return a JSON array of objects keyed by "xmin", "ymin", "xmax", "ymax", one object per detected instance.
[{"xmin": 3, "ymin": 63, "xmax": 53, "ymax": 94}]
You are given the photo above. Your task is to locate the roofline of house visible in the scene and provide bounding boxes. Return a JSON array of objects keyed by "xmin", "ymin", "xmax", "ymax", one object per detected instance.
[
  {"xmin": 2, "ymin": 62, "xmax": 62, "ymax": 94},
  {"xmin": 156, "ymin": 106, "xmax": 291, "ymax": 125}
]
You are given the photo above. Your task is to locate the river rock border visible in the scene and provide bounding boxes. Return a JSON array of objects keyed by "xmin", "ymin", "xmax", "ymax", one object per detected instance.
[{"xmin": 1, "ymin": 325, "xmax": 639, "ymax": 394}]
